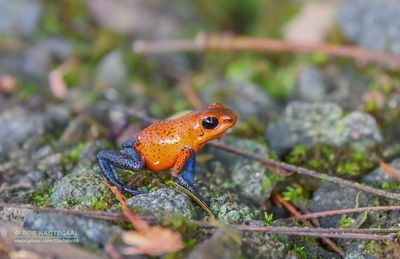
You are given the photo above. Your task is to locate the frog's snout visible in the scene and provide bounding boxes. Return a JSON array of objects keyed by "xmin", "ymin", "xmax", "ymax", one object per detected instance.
[{"xmin": 221, "ymin": 113, "xmax": 237, "ymax": 127}]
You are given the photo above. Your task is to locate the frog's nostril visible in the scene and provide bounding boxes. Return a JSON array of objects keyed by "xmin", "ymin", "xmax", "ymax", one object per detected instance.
[{"xmin": 224, "ymin": 117, "xmax": 233, "ymax": 123}]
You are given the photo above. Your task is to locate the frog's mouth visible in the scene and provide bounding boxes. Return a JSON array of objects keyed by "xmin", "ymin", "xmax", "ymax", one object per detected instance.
[{"xmin": 208, "ymin": 124, "xmax": 235, "ymax": 142}]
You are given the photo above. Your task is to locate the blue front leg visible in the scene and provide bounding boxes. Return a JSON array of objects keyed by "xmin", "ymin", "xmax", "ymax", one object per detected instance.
[
  {"xmin": 174, "ymin": 150, "xmax": 224, "ymax": 208},
  {"xmin": 181, "ymin": 152, "xmax": 196, "ymax": 184}
]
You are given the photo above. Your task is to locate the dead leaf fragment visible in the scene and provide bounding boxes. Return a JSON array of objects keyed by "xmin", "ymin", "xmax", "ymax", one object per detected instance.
[
  {"xmin": 105, "ymin": 180, "xmax": 183, "ymax": 256},
  {"xmin": 122, "ymin": 226, "xmax": 183, "ymax": 256},
  {"xmin": 49, "ymin": 69, "xmax": 68, "ymax": 100},
  {"xmin": 0, "ymin": 74, "xmax": 17, "ymax": 94}
]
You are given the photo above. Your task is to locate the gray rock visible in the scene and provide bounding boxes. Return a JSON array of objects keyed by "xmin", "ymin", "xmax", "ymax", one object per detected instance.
[
  {"xmin": 78, "ymin": 140, "xmax": 107, "ymax": 166},
  {"xmin": 0, "ymin": 53, "xmax": 24, "ymax": 75},
  {"xmin": 50, "ymin": 165, "xmax": 108, "ymax": 209},
  {"xmin": 231, "ymin": 140, "xmax": 277, "ymax": 204},
  {"xmin": 242, "ymin": 220, "xmax": 290, "ymax": 259},
  {"xmin": 0, "ymin": 107, "xmax": 46, "ymax": 154},
  {"xmin": 23, "ymin": 38, "xmax": 73, "ymax": 78},
  {"xmin": 187, "ymin": 229, "xmax": 241, "ymax": 259},
  {"xmin": 363, "ymin": 158, "xmax": 400, "ymax": 185},
  {"xmin": 125, "ymin": 187, "xmax": 196, "ymax": 218},
  {"xmin": 214, "ymin": 202, "xmax": 259, "ymax": 224},
  {"xmin": 308, "ymin": 183, "xmax": 372, "ymax": 228},
  {"xmin": 59, "ymin": 115, "xmax": 94, "ymax": 146},
  {"xmin": 209, "ymin": 138, "xmax": 280, "ymax": 205},
  {"xmin": 302, "ymin": 242, "xmax": 341, "ymax": 259},
  {"xmin": 338, "ymin": 0, "xmax": 400, "ymax": 54},
  {"xmin": 386, "ymin": 211, "xmax": 400, "ymax": 228},
  {"xmin": 337, "ymin": 111, "xmax": 382, "ymax": 150},
  {"xmin": 340, "ymin": 240, "xmax": 378, "ymax": 259},
  {"xmin": 95, "ymin": 50, "xmax": 127, "ymax": 87},
  {"xmin": 87, "ymin": 0, "xmax": 196, "ymax": 39},
  {"xmin": 265, "ymin": 102, "xmax": 382, "ymax": 155},
  {"xmin": 200, "ymin": 80, "xmax": 277, "ymax": 121},
  {"xmin": 0, "ymin": 207, "xmax": 31, "ymax": 226},
  {"xmin": 44, "ymin": 104, "xmax": 71, "ymax": 129},
  {"xmin": 0, "ymin": 0, "xmax": 43, "ymax": 37},
  {"xmin": 23, "ymin": 212, "xmax": 121, "ymax": 247},
  {"xmin": 297, "ymin": 66, "xmax": 330, "ymax": 101},
  {"xmin": 0, "ymin": 106, "xmax": 67, "ymax": 202},
  {"xmin": 1, "ymin": 220, "xmax": 104, "ymax": 259},
  {"xmin": 296, "ymin": 66, "xmax": 371, "ymax": 110}
]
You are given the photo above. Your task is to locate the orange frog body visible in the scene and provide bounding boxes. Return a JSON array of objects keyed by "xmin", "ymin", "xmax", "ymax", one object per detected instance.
[{"xmin": 97, "ymin": 103, "xmax": 237, "ymax": 208}]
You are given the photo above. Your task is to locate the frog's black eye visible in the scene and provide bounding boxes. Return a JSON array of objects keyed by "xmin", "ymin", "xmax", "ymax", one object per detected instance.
[{"xmin": 202, "ymin": 116, "xmax": 219, "ymax": 129}]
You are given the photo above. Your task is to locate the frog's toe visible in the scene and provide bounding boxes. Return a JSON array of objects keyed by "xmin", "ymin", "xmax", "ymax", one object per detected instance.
[{"xmin": 122, "ymin": 186, "xmax": 146, "ymax": 196}]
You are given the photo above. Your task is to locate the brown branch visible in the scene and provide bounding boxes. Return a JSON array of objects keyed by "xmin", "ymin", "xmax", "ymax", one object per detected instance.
[
  {"xmin": 288, "ymin": 205, "xmax": 400, "ymax": 221},
  {"xmin": 273, "ymin": 192, "xmax": 345, "ymax": 256},
  {"xmin": 0, "ymin": 203, "xmax": 396, "ymax": 241},
  {"xmin": 133, "ymin": 34, "xmax": 400, "ymax": 69}
]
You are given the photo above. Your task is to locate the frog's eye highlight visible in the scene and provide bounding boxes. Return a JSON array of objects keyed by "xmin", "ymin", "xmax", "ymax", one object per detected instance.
[{"xmin": 202, "ymin": 117, "xmax": 219, "ymax": 129}]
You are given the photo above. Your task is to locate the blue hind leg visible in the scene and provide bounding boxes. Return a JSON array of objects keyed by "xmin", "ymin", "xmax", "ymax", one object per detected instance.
[{"xmin": 97, "ymin": 140, "xmax": 145, "ymax": 195}]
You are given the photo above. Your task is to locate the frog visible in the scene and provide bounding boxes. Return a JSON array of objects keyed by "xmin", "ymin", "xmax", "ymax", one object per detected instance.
[{"xmin": 97, "ymin": 103, "xmax": 237, "ymax": 208}]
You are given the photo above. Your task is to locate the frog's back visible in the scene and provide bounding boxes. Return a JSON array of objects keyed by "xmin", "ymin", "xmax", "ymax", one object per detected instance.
[{"xmin": 134, "ymin": 113, "xmax": 200, "ymax": 171}]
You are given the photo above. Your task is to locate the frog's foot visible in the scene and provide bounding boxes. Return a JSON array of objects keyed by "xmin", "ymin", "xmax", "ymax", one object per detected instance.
[
  {"xmin": 174, "ymin": 175, "xmax": 214, "ymax": 208},
  {"xmin": 97, "ymin": 147, "xmax": 145, "ymax": 196},
  {"xmin": 120, "ymin": 185, "xmax": 146, "ymax": 196}
]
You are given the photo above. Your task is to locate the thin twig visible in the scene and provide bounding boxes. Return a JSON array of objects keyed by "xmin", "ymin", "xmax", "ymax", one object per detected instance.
[
  {"xmin": 273, "ymin": 192, "xmax": 345, "ymax": 256},
  {"xmin": 133, "ymin": 34, "xmax": 400, "ymax": 69},
  {"xmin": 288, "ymin": 205, "xmax": 400, "ymax": 221},
  {"xmin": 209, "ymin": 141, "xmax": 400, "ymax": 202},
  {"xmin": 0, "ymin": 203, "xmax": 125, "ymax": 221},
  {"xmin": 231, "ymin": 226, "xmax": 396, "ymax": 241},
  {"xmin": 0, "ymin": 203, "xmax": 396, "ymax": 240}
]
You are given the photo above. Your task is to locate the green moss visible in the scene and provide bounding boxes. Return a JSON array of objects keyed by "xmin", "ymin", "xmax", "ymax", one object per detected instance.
[
  {"xmin": 282, "ymin": 185, "xmax": 308, "ymax": 208},
  {"xmin": 87, "ymin": 197, "xmax": 110, "ymax": 211},
  {"xmin": 286, "ymin": 145, "xmax": 308, "ymax": 165},
  {"xmin": 183, "ymin": 238, "xmax": 197, "ymax": 249},
  {"xmin": 224, "ymin": 57, "xmax": 298, "ymax": 100},
  {"xmin": 40, "ymin": 0, "xmax": 94, "ymax": 40},
  {"xmin": 63, "ymin": 199, "xmax": 81, "ymax": 207},
  {"xmin": 380, "ymin": 181, "xmax": 400, "ymax": 194},
  {"xmin": 261, "ymin": 173, "xmax": 284, "ymax": 191},
  {"xmin": 31, "ymin": 187, "xmax": 56, "ymax": 207},
  {"xmin": 17, "ymin": 80, "xmax": 41, "ymax": 100},
  {"xmin": 195, "ymin": 0, "xmax": 265, "ymax": 34},
  {"xmin": 291, "ymin": 246, "xmax": 306, "ymax": 259},
  {"xmin": 63, "ymin": 143, "xmax": 86, "ymax": 166},
  {"xmin": 285, "ymin": 144, "xmax": 377, "ymax": 178},
  {"xmin": 338, "ymin": 214, "xmax": 353, "ymax": 228},
  {"xmin": 70, "ymin": 143, "xmax": 86, "ymax": 162},
  {"xmin": 263, "ymin": 212, "xmax": 274, "ymax": 226},
  {"xmin": 161, "ymin": 214, "xmax": 198, "ymax": 233},
  {"xmin": 311, "ymin": 53, "xmax": 328, "ymax": 66}
]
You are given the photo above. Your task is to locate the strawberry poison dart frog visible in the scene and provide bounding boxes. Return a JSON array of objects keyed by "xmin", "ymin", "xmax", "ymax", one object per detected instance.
[{"xmin": 97, "ymin": 103, "xmax": 237, "ymax": 208}]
